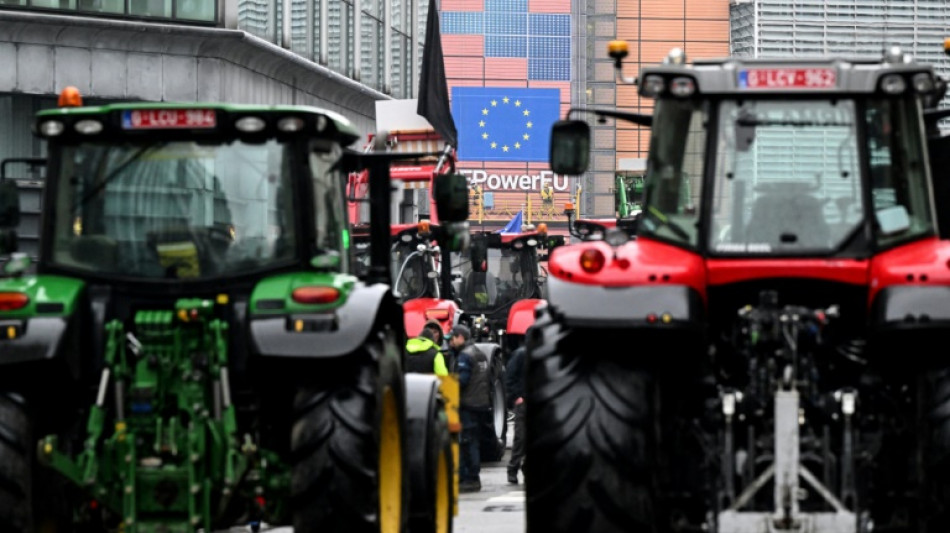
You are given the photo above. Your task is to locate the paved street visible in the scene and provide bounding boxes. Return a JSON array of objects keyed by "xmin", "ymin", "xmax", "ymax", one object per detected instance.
[{"xmin": 454, "ymin": 421, "xmax": 525, "ymax": 533}]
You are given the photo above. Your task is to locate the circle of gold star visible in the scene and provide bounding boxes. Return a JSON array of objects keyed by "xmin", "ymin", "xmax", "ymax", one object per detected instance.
[{"xmin": 477, "ymin": 95, "xmax": 533, "ymax": 152}]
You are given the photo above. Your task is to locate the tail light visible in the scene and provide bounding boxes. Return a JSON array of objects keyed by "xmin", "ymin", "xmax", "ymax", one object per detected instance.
[
  {"xmin": 0, "ymin": 292, "xmax": 29, "ymax": 311},
  {"xmin": 425, "ymin": 309, "xmax": 451, "ymax": 320},
  {"xmin": 292, "ymin": 287, "xmax": 340, "ymax": 305},
  {"xmin": 579, "ymin": 249, "xmax": 605, "ymax": 273}
]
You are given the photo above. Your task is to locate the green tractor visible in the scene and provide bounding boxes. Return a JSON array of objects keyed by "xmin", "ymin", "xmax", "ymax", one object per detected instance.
[
  {"xmin": 0, "ymin": 91, "xmax": 470, "ymax": 532},
  {"xmin": 563, "ymin": 173, "xmax": 643, "ymax": 242}
]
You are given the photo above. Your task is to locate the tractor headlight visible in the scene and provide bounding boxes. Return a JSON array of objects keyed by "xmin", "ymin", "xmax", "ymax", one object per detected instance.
[
  {"xmin": 277, "ymin": 117, "xmax": 305, "ymax": 132},
  {"xmin": 670, "ymin": 77, "xmax": 696, "ymax": 97},
  {"xmin": 641, "ymin": 75, "xmax": 666, "ymax": 98},
  {"xmin": 74, "ymin": 119, "xmax": 103, "ymax": 135},
  {"xmin": 39, "ymin": 120, "xmax": 65, "ymax": 137},
  {"xmin": 880, "ymin": 74, "xmax": 907, "ymax": 95},
  {"xmin": 912, "ymin": 73, "xmax": 935, "ymax": 94},
  {"xmin": 235, "ymin": 116, "xmax": 266, "ymax": 133}
]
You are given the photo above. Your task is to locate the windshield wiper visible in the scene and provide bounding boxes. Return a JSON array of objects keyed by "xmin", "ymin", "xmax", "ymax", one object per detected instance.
[{"xmin": 73, "ymin": 143, "xmax": 167, "ymax": 212}]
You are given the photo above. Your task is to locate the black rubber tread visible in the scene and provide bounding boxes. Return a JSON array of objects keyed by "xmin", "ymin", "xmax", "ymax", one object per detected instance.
[
  {"xmin": 0, "ymin": 392, "xmax": 31, "ymax": 533},
  {"xmin": 922, "ymin": 367, "xmax": 950, "ymax": 532},
  {"xmin": 291, "ymin": 338, "xmax": 409, "ymax": 533},
  {"xmin": 524, "ymin": 314, "xmax": 658, "ymax": 533},
  {"xmin": 406, "ymin": 381, "xmax": 453, "ymax": 533},
  {"xmin": 480, "ymin": 356, "xmax": 508, "ymax": 463}
]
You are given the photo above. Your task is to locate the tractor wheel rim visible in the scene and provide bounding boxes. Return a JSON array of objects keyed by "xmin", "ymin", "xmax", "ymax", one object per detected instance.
[
  {"xmin": 379, "ymin": 387, "xmax": 402, "ymax": 533},
  {"xmin": 436, "ymin": 448, "xmax": 451, "ymax": 533},
  {"xmin": 493, "ymin": 379, "xmax": 506, "ymax": 438}
]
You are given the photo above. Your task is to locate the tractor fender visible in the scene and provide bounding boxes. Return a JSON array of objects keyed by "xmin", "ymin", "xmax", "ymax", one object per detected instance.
[
  {"xmin": 403, "ymin": 297, "xmax": 459, "ymax": 338},
  {"xmin": 249, "ymin": 283, "xmax": 403, "ymax": 358},
  {"xmin": 871, "ymin": 285, "xmax": 950, "ymax": 327},
  {"xmin": 506, "ymin": 299, "xmax": 543, "ymax": 335},
  {"xmin": 0, "ymin": 317, "xmax": 71, "ymax": 364},
  {"xmin": 546, "ymin": 276, "xmax": 704, "ymax": 329},
  {"xmin": 473, "ymin": 342, "xmax": 503, "ymax": 368}
]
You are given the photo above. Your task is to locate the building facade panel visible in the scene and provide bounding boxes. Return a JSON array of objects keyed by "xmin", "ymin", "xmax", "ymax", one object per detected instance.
[
  {"xmin": 195, "ymin": 56, "xmax": 223, "ymax": 101},
  {"xmin": 442, "ymin": 34, "xmax": 485, "ymax": 55},
  {"xmin": 686, "ymin": 0, "xmax": 729, "ymax": 19},
  {"xmin": 641, "ymin": 40, "xmax": 685, "ymax": 63},
  {"xmin": 445, "ymin": 55, "xmax": 485, "ymax": 78},
  {"xmin": 640, "ymin": 0, "xmax": 683, "ymax": 19},
  {"xmin": 685, "ymin": 40, "xmax": 729, "ymax": 59},
  {"xmin": 54, "ymin": 47, "xmax": 93, "ymax": 95},
  {"xmin": 484, "ymin": 57, "xmax": 528, "ymax": 79},
  {"xmin": 685, "ymin": 19, "xmax": 728, "ymax": 40},
  {"xmin": 162, "ymin": 54, "xmax": 199, "ymax": 102},
  {"xmin": 528, "ymin": 0, "xmax": 569, "ymax": 14},
  {"xmin": 641, "ymin": 18, "xmax": 685, "ymax": 41},
  {"xmin": 17, "ymin": 44, "xmax": 54, "ymax": 93},
  {"xmin": 442, "ymin": 0, "xmax": 484, "ymax": 11},
  {"xmin": 91, "ymin": 50, "xmax": 129, "ymax": 96},
  {"xmin": 126, "ymin": 51, "xmax": 164, "ymax": 100}
]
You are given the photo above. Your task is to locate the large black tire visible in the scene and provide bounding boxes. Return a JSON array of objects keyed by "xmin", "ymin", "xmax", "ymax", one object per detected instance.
[
  {"xmin": 0, "ymin": 392, "xmax": 31, "ymax": 533},
  {"xmin": 922, "ymin": 367, "xmax": 950, "ymax": 532},
  {"xmin": 480, "ymin": 352, "xmax": 508, "ymax": 463},
  {"xmin": 405, "ymin": 374, "xmax": 454, "ymax": 533},
  {"xmin": 291, "ymin": 336, "xmax": 409, "ymax": 533},
  {"xmin": 524, "ymin": 315, "xmax": 658, "ymax": 533}
]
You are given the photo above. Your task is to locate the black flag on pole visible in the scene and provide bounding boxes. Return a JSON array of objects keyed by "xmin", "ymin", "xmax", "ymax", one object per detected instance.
[{"xmin": 417, "ymin": 0, "xmax": 458, "ymax": 148}]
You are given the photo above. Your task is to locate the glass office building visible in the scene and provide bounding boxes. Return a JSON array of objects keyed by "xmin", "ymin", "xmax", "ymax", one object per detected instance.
[{"xmin": 236, "ymin": 0, "xmax": 428, "ymax": 97}]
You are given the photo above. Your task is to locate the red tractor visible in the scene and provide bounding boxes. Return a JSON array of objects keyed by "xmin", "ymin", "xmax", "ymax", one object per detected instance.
[
  {"xmin": 455, "ymin": 227, "xmax": 563, "ymax": 355},
  {"xmin": 526, "ymin": 42, "xmax": 950, "ymax": 533}
]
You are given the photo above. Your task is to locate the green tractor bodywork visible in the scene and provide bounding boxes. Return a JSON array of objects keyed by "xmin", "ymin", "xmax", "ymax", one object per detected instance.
[
  {"xmin": 40, "ymin": 299, "xmax": 288, "ymax": 532},
  {"xmin": 614, "ymin": 174, "xmax": 643, "ymax": 219},
  {"xmin": 0, "ymin": 101, "xmax": 469, "ymax": 532}
]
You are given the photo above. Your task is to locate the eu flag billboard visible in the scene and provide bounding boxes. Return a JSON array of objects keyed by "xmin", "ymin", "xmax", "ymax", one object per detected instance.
[{"xmin": 452, "ymin": 87, "xmax": 560, "ymax": 162}]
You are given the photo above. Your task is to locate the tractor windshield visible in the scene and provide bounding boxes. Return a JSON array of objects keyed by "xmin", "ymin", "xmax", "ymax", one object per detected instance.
[
  {"xmin": 709, "ymin": 99, "xmax": 863, "ymax": 254},
  {"xmin": 865, "ymin": 97, "xmax": 935, "ymax": 247},
  {"xmin": 48, "ymin": 139, "xmax": 325, "ymax": 280},
  {"xmin": 392, "ymin": 239, "xmax": 438, "ymax": 300},
  {"xmin": 708, "ymin": 97, "xmax": 934, "ymax": 254},
  {"xmin": 458, "ymin": 245, "xmax": 540, "ymax": 313},
  {"xmin": 639, "ymin": 98, "xmax": 707, "ymax": 247}
]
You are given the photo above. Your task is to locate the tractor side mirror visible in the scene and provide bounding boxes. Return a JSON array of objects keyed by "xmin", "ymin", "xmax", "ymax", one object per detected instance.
[
  {"xmin": 433, "ymin": 173, "xmax": 469, "ymax": 223},
  {"xmin": 470, "ymin": 239, "xmax": 488, "ymax": 273},
  {"xmin": 0, "ymin": 180, "xmax": 20, "ymax": 256},
  {"xmin": 550, "ymin": 120, "xmax": 590, "ymax": 175}
]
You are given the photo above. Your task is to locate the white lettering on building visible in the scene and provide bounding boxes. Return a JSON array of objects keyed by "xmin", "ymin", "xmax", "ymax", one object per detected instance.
[{"xmin": 462, "ymin": 169, "xmax": 570, "ymax": 191}]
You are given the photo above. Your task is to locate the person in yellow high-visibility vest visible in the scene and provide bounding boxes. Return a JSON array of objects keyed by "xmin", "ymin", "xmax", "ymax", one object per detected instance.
[
  {"xmin": 540, "ymin": 182, "xmax": 555, "ymax": 218},
  {"xmin": 405, "ymin": 325, "xmax": 448, "ymax": 376}
]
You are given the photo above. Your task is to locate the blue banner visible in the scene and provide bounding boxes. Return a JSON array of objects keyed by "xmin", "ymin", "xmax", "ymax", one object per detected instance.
[{"xmin": 452, "ymin": 87, "xmax": 560, "ymax": 162}]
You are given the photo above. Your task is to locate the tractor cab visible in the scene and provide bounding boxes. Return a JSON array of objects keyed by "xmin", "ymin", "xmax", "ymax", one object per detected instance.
[
  {"xmin": 454, "ymin": 226, "xmax": 562, "ymax": 345},
  {"xmin": 538, "ymin": 43, "xmax": 950, "ymax": 533},
  {"xmin": 0, "ymin": 90, "xmax": 473, "ymax": 531},
  {"xmin": 554, "ymin": 48, "xmax": 940, "ymax": 265},
  {"xmin": 352, "ymin": 222, "xmax": 444, "ymax": 300}
]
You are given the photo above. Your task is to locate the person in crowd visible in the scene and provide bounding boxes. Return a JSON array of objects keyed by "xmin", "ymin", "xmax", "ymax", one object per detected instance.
[
  {"xmin": 505, "ymin": 344, "xmax": 526, "ymax": 484},
  {"xmin": 405, "ymin": 325, "xmax": 448, "ymax": 376},
  {"xmin": 448, "ymin": 324, "xmax": 490, "ymax": 492}
]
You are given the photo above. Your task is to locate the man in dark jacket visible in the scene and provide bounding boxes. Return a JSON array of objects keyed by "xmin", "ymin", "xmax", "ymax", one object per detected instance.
[
  {"xmin": 405, "ymin": 326, "xmax": 448, "ymax": 376},
  {"xmin": 448, "ymin": 324, "xmax": 490, "ymax": 492},
  {"xmin": 505, "ymin": 345, "xmax": 526, "ymax": 484}
]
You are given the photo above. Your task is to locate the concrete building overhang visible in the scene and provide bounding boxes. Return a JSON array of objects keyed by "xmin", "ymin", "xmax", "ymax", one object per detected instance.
[{"xmin": 0, "ymin": 10, "xmax": 389, "ymax": 125}]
